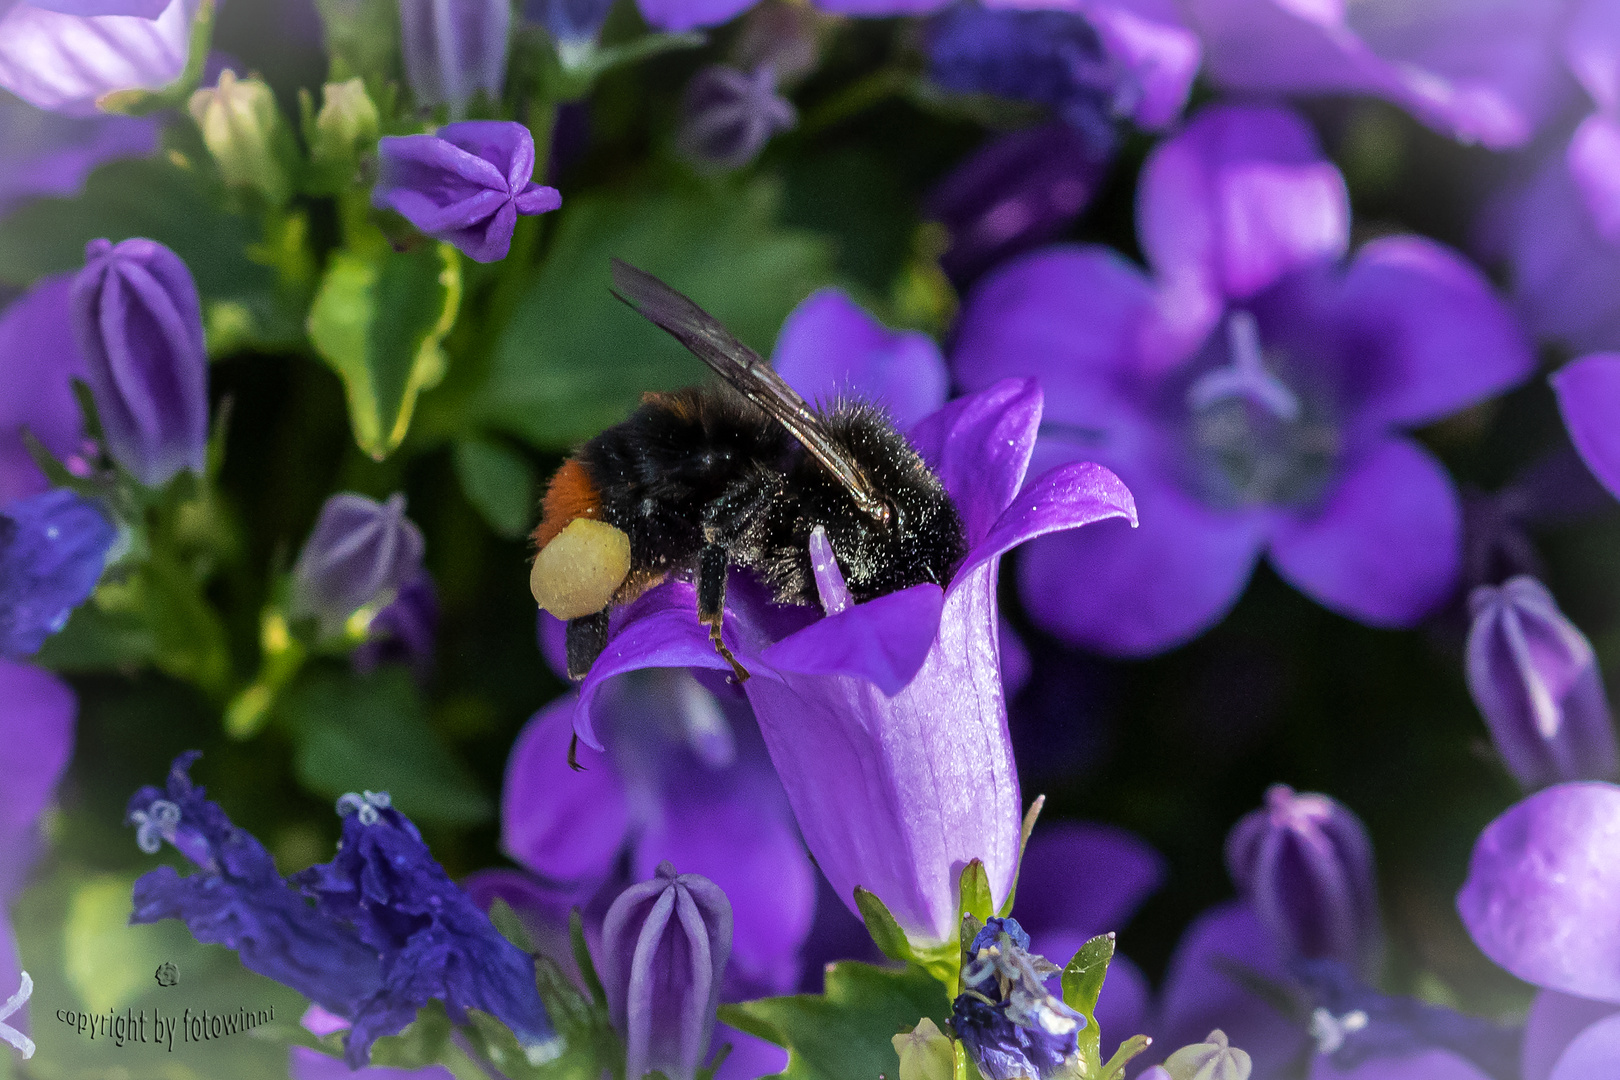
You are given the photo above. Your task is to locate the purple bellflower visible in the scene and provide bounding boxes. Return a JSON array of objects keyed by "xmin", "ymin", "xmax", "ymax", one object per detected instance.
[
  {"xmin": 1183, "ymin": 0, "xmax": 1570, "ymax": 150},
  {"xmin": 526, "ymin": 0, "xmax": 615, "ymax": 46},
  {"xmin": 0, "ymin": 660, "xmax": 74, "ymax": 1049},
  {"xmin": 0, "ymin": 488, "xmax": 116, "ymax": 659},
  {"xmin": 600, "ymin": 863, "xmax": 732, "ymax": 1080},
  {"xmin": 953, "ymin": 917, "xmax": 1085, "ymax": 1080},
  {"xmin": 353, "ymin": 568, "xmax": 440, "ymax": 680},
  {"xmin": 0, "ymin": 273, "xmax": 88, "ymax": 506},
  {"xmin": 374, "ymin": 121, "xmax": 562, "ymax": 264},
  {"xmin": 1225, "ymin": 785, "xmax": 1382, "ymax": 979},
  {"xmin": 397, "ymin": 0, "xmax": 509, "ymax": 118},
  {"xmin": 290, "ymin": 492, "xmax": 426, "ymax": 638},
  {"xmin": 676, "ymin": 65, "xmax": 796, "ymax": 172},
  {"xmin": 954, "ymin": 102, "xmax": 1533, "ymax": 655},
  {"xmin": 635, "ymin": 0, "xmax": 753, "ymax": 34},
  {"xmin": 70, "ymin": 237, "xmax": 209, "ymax": 488},
  {"xmin": 0, "ymin": 0, "xmax": 198, "ymax": 115},
  {"xmin": 0, "ymin": 99, "xmax": 156, "ymax": 218},
  {"xmin": 1553, "ymin": 354, "xmax": 1620, "ymax": 501},
  {"xmin": 1466, "ymin": 576, "xmax": 1618, "ymax": 791}
]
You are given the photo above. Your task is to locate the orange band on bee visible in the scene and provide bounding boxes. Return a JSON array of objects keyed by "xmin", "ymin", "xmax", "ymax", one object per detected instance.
[{"xmin": 534, "ymin": 457, "xmax": 603, "ymax": 548}]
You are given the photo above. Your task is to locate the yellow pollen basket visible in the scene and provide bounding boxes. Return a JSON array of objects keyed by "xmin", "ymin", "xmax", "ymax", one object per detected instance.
[{"xmin": 529, "ymin": 518, "xmax": 632, "ymax": 619}]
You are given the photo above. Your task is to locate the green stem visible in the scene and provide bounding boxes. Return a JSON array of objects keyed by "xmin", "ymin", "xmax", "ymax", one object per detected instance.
[{"xmin": 796, "ymin": 68, "xmax": 911, "ymax": 138}]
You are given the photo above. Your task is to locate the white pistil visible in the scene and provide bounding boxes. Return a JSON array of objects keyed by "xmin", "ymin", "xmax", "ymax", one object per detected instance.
[
  {"xmin": 1188, "ymin": 310, "xmax": 1303, "ymax": 422},
  {"xmin": 1309, "ymin": 1007, "xmax": 1369, "ymax": 1055}
]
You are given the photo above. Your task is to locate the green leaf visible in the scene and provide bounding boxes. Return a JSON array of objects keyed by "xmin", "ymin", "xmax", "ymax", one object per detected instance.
[
  {"xmin": 958, "ymin": 859, "xmax": 994, "ymax": 926},
  {"xmin": 998, "ymin": 794, "xmax": 1045, "ymax": 917},
  {"xmin": 477, "ymin": 178, "xmax": 835, "ymax": 450},
  {"xmin": 307, "ymin": 241, "xmax": 461, "ymax": 460},
  {"xmin": 366, "ymin": 1001, "xmax": 455, "ymax": 1069},
  {"xmin": 282, "ymin": 667, "xmax": 494, "ymax": 825},
  {"xmin": 720, "ymin": 961, "xmax": 951, "ymax": 1080},
  {"xmin": 454, "ymin": 437, "xmax": 537, "ymax": 538},
  {"xmin": 33, "ymin": 600, "xmax": 156, "ymax": 671},
  {"xmin": 1061, "ymin": 933, "xmax": 1115, "ymax": 1017},
  {"xmin": 570, "ymin": 908, "xmax": 609, "ymax": 1010},
  {"xmin": 854, "ymin": 886, "xmax": 914, "ymax": 964},
  {"xmin": 1100, "ymin": 1034, "xmax": 1152, "ymax": 1080}
]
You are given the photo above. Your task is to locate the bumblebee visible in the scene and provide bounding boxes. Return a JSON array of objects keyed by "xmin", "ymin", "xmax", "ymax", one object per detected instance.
[{"xmin": 530, "ymin": 259, "xmax": 967, "ymax": 687}]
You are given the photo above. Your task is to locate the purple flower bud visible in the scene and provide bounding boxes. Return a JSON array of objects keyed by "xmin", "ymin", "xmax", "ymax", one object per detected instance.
[
  {"xmin": 676, "ymin": 65, "xmax": 796, "ymax": 172},
  {"xmin": 352, "ymin": 568, "xmax": 439, "ymax": 679},
  {"xmin": 374, "ymin": 121, "xmax": 562, "ymax": 264},
  {"xmin": 1226, "ymin": 785, "xmax": 1381, "ymax": 977},
  {"xmin": 397, "ymin": 0, "xmax": 509, "ymax": 118},
  {"xmin": 69, "ymin": 237, "xmax": 208, "ymax": 488},
  {"xmin": 1467, "ymin": 576, "xmax": 1618, "ymax": 791},
  {"xmin": 290, "ymin": 493, "xmax": 426, "ymax": 638},
  {"xmin": 0, "ymin": 488, "xmax": 115, "ymax": 659},
  {"xmin": 953, "ymin": 917, "xmax": 1083, "ymax": 1080},
  {"xmin": 600, "ymin": 862, "xmax": 732, "ymax": 1080}
]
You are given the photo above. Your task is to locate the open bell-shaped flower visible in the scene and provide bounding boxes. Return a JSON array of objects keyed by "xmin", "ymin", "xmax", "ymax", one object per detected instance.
[
  {"xmin": 600, "ymin": 862, "xmax": 733, "ymax": 1080},
  {"xmin": 289, "ymin": 492, "xmax": 425, "ymax": 639},
  {"xmin": 0, "ymin": 488, "xmax": 116, "ymax": 659},
  {"xmin": 676, "ymin": 64, "xmax": 796, "ymax": 172}
]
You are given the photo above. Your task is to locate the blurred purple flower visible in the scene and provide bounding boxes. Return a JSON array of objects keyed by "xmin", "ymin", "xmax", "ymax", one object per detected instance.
[
  {"xmin": 1460, "ymin": 451, "xmax": 1612, "ymax": 593},
  {"xmin": 70, "ymin": 237, "xmax": 208, "ymax": 488},
  {"xmin": 290, "ymin": 492, "xmax": 426, "ymax": 638},
  {"xmin": 1521, "ymin": 991, "xmax": 1620, "ymax": 1080},
  {"xmin": 0, "ymin": 488, "xmax": 115, "ymax": 659},
  {"xmin": 636, "ymin": 0, "xmax": 754, "ymax": 33},
  {"xmin": 353, "ymin": 568, "xmax": 440, "ymax": 680},
  {"xmin": 525, "ymin": 0, "xmax": 615, "ymax": 44},
  {"xmin": 374, "ymin": 121, "xmax": 562, "ymax": 264},
  {"xmin": 954, "ymin": 102, "xmax": 1533, "ymax": 656},
  {"xmin": 601, "ymin": 862, "xmax": 732, "ymax": 1080},
  {"xmin": 1467, "ymin": 577, "xmax": 1618, "ymax": 791},
  {"xmin": 0, "ymin": 660, "xmax": 74, "ymax": 1045},
  {"xmin": 927, "ymin": 122, "xmax": 1108, "ymax": 288},
  {"xmin": 676, "ymin": 65, "xmax": 795, "ymax": 172},
  {"xmin": 1226, "ymin": 785, "xmax": 1382, "ymax": 978},
  {"xmin": 397, "ymin": 0, "xmax": 509, "ymax": 118},
  {"xmin": 0, "ymin": 100, "xmax": 156, "ymax": 219},
  {"xmin": 953, "ymin": 917, "xmax": 1083, "ymax": 1080},
  {"xmin": 0, "ymin": 273, "xmax": 88, "ymax": 507},
  {"xmin": 1552, "ymin": 353, "xmax": 1620, "ymax": 500},
  {"xmin": 1183, "ymin": 0, "xmax": 1570, "ymax": 149},
  {"xmin": 0, "ymin": 0, "xmax": 200, "ymax": 115}
]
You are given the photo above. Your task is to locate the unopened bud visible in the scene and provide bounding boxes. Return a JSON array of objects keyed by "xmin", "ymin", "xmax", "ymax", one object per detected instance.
[
  {"xmin": 892, "ymin": 1018, "xmax": 955, "ymax": 1080},
  {"xmin": 310, "ymin": 78, "xmax": 380, "ymax": 177},
  {"xmin": 1163, "ymin": 1030, "xmax": 1251, "ymax": 1080},
  {"xmin": 188, "ymin": 71, "xmax": 295, "ymax": 205}
]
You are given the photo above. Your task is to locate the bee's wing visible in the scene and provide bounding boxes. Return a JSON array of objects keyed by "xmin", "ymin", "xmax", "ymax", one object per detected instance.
[{"xmin": 610, "ymin": 258, "xmax": 890, "ymax": 523}]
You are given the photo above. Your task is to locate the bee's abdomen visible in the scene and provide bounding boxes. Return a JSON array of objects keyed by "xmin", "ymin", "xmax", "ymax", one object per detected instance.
[{"xmin": 533, "ymin": 458, "xmax": 604, "ymax": 548}]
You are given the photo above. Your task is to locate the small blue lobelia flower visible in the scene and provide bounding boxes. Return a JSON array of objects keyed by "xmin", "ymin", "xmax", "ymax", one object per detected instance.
[
  {"xmin": 676, "ymin": 65, "xmax": 796, "ymax": 172},
  {"xmin": 290, "ymin": 492, "xmax": 426, "ymax": 638},
  {"xmin": 70, "ymin": 237, "xmax": 209, "ymax": 489},
  {"xmin": 1466, "ymin": 576, "xmax": 1618, "ymax": 792},
  {"xmin": 397, "ymin": 0, "xmax": 509, "ymax": 118},
  {"xmin": 0, "ymin": 488, "xmax": 115, "ymax": 659},
  {"xmin": 374, "ymin": 121, "xmax": 562, "ymax": 264},
  {"xmin": 295, "ymin": 792, "xmax": 560, "ymax": 1068},
  {"xmin": 952, "ymin": 917, "xmax": 1084, "ymax": 1080},
  {"xmin": 1225, "ymin": 785, "xmax": 1382, "ymax": 979},
  {"xmin": 600, "ymin": 861, "xmax": 732, "ymax": 1080}
]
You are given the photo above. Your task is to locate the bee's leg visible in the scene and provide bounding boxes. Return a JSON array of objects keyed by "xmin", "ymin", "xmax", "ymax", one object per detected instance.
[
  {"xmin": 565, "ymin": 608, "xmax": 611, "ymax": 682},
  {"xmin": 567, "ymin": 732, "xmax": 584, "ymax": 773},
  {"xmin": 697, "ymin": 542, "xmax": 750, "ymax": 683}
]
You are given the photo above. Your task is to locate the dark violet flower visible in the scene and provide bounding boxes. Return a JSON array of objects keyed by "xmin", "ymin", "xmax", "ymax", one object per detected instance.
[
  {"xmin": 676, "ymin": 65, "xmax": 795, "ymax": 172},
  {"xmin": 374, "ymin": 121, "xmax": 562, "ymax": 264},
  {"xmin": 0, "ymin": 488, "xmax": 116, "ymax": 659},
  {"xmin": 1553, "ymin": 353, "xmax": 1620, "ymax": 500},
  {"xmin": 353, "ymin": 568, "xmax": 440, "ymax": 680},
  {"xmin": 1467, "ymin": 576, "xmax": 1618, "ymax": 791},
  {"xmin": 952, "ymin": 917, "xmax": 1083, "ymax": 1080},
  {"xmin": 0, "ymin": 273, "xmax": 88, "ymax": 506},
  {"xmin": 1225, "ymin": 785, "xmax": 1382, "ymax": 978},
  {"xmin": 295, "ymin": 792, "xmax": 559, "ymax": 1068},
  {"xmin": 600, "ymin": 862, "xmax": 732, "ymax": 1080},
  {"xmin": 927, "ymin": 122, "xmax": 1108, "ymax": 288},
  {"xmin": 0, "ymin": 99, "xmax": 156, "ymax": 219},
  {"xmin": 290, "ymin": 492, "xmax": 426, "ymax": 638},
  {"xmin": 70, "ymin": 237, "xmax": 208, "ymax": 488},
  {"xmin": 397, "ymin": 0, "xmax": 509, "ymax": 118},
  {"xmin": 0, "ymin": 0, "xmax": 200, "ymax": 115},
  {"xmin": 1183, "ymin": 0, "xmax": 1570, "ymax": 149},
  {"xmin": 955, "ymin": 102, "xmax": 1533, "ymax": 656},
  {"xmin": 526, "ymin": 0, "xmax": 615, "ymax": 46}
]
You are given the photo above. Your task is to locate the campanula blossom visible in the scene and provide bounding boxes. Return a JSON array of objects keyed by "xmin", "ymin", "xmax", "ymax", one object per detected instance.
[
  {"xmin": 374, "ymin": 121, "xmax": 562, "ymax": 264},
  {"xmin": 289, "ymin": 492, "xmax": 426, "ymax": 638},
  {"xmin": 397, "ymin": 0, "xmax": 509, "ymax": 118},
  {"xmin": 1466, "ymin": 577, "xmax": 1618, "ymax": 791},
  {"xmin": 952, "ymin": 917, "xmax": 1084, "ymax": 1080},
  {"xmin": 600, "ymin": 863, "xmax": 732, "ymax": 1080},
  {"xmin": 0, "ymin": 0, "xmax": 198, "ymax": 114},
  {"xmin": 1225, "ymin": 785, "xmax": 1381, "ymax": 978},
  {"xmin": 954, "ymin": 103, "xmax": 1532, "ymax": 655},
  {"xmin": 0, "ymin": 274, "xmax": 88, "ymax": 506},
  {"xmin": 0, "ymin": 100, "xmax": 156, "ymax": 219},
  {"xmin": 527, "ymin": 0, "xmax": 615, "ymax": 46},
  {"xmin": 1184, "ymin": 0, "xmax": 1569, "ymax": 150},
  {"xmin": 1553, "ymin": 354, "xmax": 1620, "ymax": 501},
  {"xmin": 353, "ymin": 568, "xmax": 440, "ymax": 680},
  {"xmin": 70, "ymin": 237, "xmax": 209, "ymax": 488},
  {"xmin": 0, "ymin": 488, "xmax": 116, "ymax": 659},
  {"xmin": 676, "ymin": 65, "xmax": 796, "ymax": 172}
]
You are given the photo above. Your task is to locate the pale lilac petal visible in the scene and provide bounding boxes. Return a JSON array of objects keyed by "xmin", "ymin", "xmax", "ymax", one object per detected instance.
[
  {"xmin": 0, "ymin": 273, "xmax": 86, "ymax": 506},
  {"xmin": 713, "ymin": 1023, "xmax": 790, "ymax": 1080},
  {"xmin": 502, "ymin": 695, "xmax": 631, "ymax": 884},
  {"xmin": 1553, "ymin": 354, "xmax": 1620, "ymax": 499},
  {"xmin": 1565, "ymin": 0, "xmax": 1620, "ymax": 114},
  {"xmin": 0, "ymin": 0, "xmax": 197, "ymax": 115},
  {"xmin": 1342, "ymin": 235, "xmax": 1534, "ymax": 428},
  {"xmin": 1013, "ymin": 822, "xmax": 1166, "ymax": 942},
  {"xmin": 1568, "ymin": 114, "xmax": 1620, "ymax": 244},
  {"xmin": 772, "ymin": 290, "xmax": 949, "ymax": 429},
  {"xmin": 811, "ymin": 0, "xmax": 950, "ymax": 14},
  {"xmin": 289, "ymin": 1045, "xmax": 455, "ymax": 1080},
  {"xmin": 1548, "ymin": 1011, "xmax": 1620, "ymax": 1080},
  {"xmin": 763, "ymin": 584, "xmax": 944, "ymax": 697},
  {"xmin": 909, "ymin": 378, "xmax": 1042, "ymax": 546},
  {"xmin": 0, "ymin": 660, "xmax": 75, "ymax": 838},
  {"xmin": 637, "ymin": 0, "xmax": 759, "ymax": 30},
  {"xmin": 1458, "ymin": 782, "xmax": 1620, "ymax": 1005},
  {"xmin": 28, "ymin": 0, "xmax": 166, "ymax": 16},
  {"xmin": 1267, "ymin": 437, "xmax": 1460, "ymax": 628},
  {"xmin": 1311, "ymin": 1049, "xmax": 1493, "ymax": 1080},
  {"xmin": 958, "ymin": 460, "xmax": 1136, "ymax": 585},
  {"xmin": 0, "ymin": 102, "xmax": 157, "ymax": 218},
  {"xmin": 1524, "ymin": 991, "xmax": 1619, "ymax": 1080}
]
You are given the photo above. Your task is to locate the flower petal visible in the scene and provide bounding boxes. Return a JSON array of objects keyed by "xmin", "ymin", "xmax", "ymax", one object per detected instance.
[
  {"xmin": 1568, "ymin": 114, "xmax": 1620, "ymax": 244},
  {"xmin": 0, "ymin": 661, "xmax": 73, "ymax": 838},
  {"xmin": 713, "ymin": 1023, "xmax": 790, "ymax": 1080},
  {"xmin": 635, "ymin": 0, "xmax": 758, "ymax": 30},
  {"xmin": 0, "ymin": 273, "xmax": 87, "ymax": 505},
  {"xmin": 1311, "ymin": 1049, "xmax": 1493, "ymax": 1080},
  {"xmin": 1548, "ymin": 1011, "xmax": 1620, "ymax": 1080},
  {"xmin": 289, "ymin": 1045, "xmax": 454, "ymax": 1080},
  {"xmin": 1458, "ymin": 782, "xmax": 1620, "ymax": 1005},
  {"xmin": 1267, "ymin": 436, "xmax": 1460, "ymax": 628},
  {"xmin": 958, "ymin": 459, "xmax": 1136, "ymax": 583},
  {"xmin": 1524, "ymin": 991, "xmax": 1619, "ymax": 1080},
  {"xmin": 909, "ymin": 378, "xmax": 1042, "ymax": 546},
  {"xmin": 1553, "ymin": 353, "xmax": 1620, "ymax": 500},
  {"xmin": 0, "ymin": 0, "xmax": 196, "ymax": 115},
  {"xmin": 763, "ymin": 583, "xmax": 944, "ymax": 697},
  {"xmin": 28, "ymin": 0, "xmax": 167, "ymax": 16},
  {"xmin": 1013, "ymin": 822, "xmax": 1165, "ymax": 945},
  {"xmin": 1566, "ymin": 0, "xmax": 1620, "ymax": 114}
]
